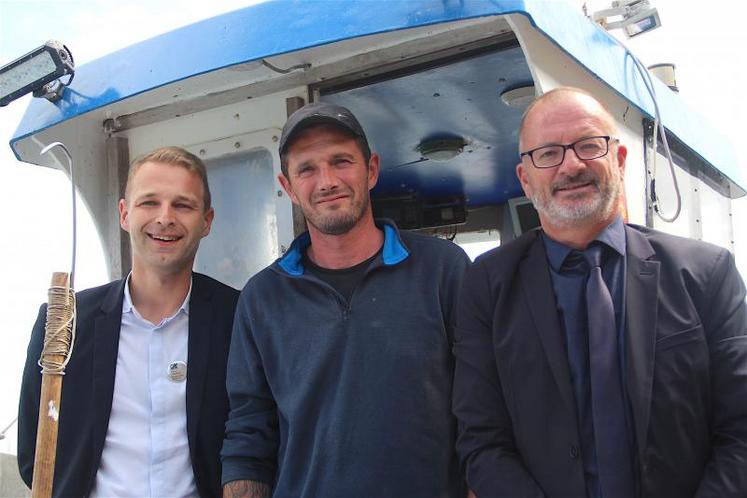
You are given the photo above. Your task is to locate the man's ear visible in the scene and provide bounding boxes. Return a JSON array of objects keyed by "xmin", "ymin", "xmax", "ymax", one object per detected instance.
[
  {"xmin": 119, "ymin": 198, "xmax": 130, "ymax": 232},
  {"xmin": 201, "ymin": 207, "xmax": 215, "ymax": 237},
  {"xmin": 278, "ymin": 173, "xmax": 299, "ymax": 205},
  {"xmin": 516, "ymin": 162, "xmax": 533, "ymax": 198},
  {"xmin": 367, "ymin": 153, "xmax": 380, "ymax": 190},
  {"xmin": 616, "ymin": 143, "xmax": 627, "ymax": 178}
]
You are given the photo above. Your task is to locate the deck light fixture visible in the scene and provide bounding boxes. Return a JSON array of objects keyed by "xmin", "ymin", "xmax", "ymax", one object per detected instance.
[
  {"xmin": 500, "ymin": 85, "xmax": 535, "ymax": 108},
  {"xmin": 417, "ymin": 137, "xmax": 467, "ymax": 162},
  {"xmin": 592, "ymin": 0, "xmax": 661, "ymax": 38},
  {"xmin": 0, "ymin": 40, "xmax": 74, "ymax": 107}
]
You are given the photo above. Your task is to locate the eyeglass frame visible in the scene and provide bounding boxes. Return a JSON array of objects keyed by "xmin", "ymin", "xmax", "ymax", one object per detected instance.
[{"xmin": 519, "ymin": 135, "xmax": 618, "ymax": 169}]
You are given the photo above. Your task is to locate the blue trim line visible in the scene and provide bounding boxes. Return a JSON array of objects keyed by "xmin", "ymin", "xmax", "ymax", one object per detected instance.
[
  {"xmin": 382, "ymin": 223, "xmax": 409, "ymax": 266},
  {"xmin": 277, "ymin": 221, "xmax": 409, "ymax": 275},
  {"xmin": 278, "ymin": 231, "xmax": 310, "ymax": 276}
]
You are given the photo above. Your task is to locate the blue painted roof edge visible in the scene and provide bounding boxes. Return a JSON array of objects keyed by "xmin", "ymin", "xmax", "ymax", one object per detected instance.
[
  {"xmin": 9, "ymin": 0, "xmax": 524, "ymax": 155},
  {"xmin": 9, "ymin": 0, "xmax": 744, "ymax": 195}
]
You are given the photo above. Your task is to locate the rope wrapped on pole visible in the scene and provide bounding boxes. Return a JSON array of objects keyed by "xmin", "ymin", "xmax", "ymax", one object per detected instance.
[{"xmin": 31, "ymin": 272, "xmax": 76, "ymax": 498}]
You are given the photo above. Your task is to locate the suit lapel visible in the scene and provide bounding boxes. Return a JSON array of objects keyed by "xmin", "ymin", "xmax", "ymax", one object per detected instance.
[
  {"xmin": 91, "ymin": 279, "xmax": 126, "ymax": 464},
  {"xmin": 519, "ymin": 235, "xmax": 577, "ymax": 415},
  {"xmin": 624, "ymin": 226, "xmax": 660, "ymax": 464},
  {"xmin": 186, "ymin": 274, "xmax": 211, "ymax": 448}
]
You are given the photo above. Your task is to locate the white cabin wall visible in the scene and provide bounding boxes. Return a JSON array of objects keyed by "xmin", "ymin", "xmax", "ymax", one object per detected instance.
[
  {"xmin": 124, "ymin": 87, "xmax": 307, "ymax": 158},
  {"xmin": 506, "ymin": 14, "xmax": 648, "ymax": 226}
]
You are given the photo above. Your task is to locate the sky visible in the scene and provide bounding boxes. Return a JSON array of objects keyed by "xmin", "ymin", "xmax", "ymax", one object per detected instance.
[{"xmin": 1, "ymin": 0, "xmax": 746, "ymax": 455}]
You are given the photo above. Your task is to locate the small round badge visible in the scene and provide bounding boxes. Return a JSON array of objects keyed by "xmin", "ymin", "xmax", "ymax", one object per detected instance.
[{"xmin": 168, "ymin": 361, "xmax": 187, "ymax": 382}]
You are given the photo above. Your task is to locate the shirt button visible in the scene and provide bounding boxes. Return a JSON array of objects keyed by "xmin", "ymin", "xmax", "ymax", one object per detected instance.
[{"xmin": 570, "ymin": 444, "xmax": 580, "ymax": 459}]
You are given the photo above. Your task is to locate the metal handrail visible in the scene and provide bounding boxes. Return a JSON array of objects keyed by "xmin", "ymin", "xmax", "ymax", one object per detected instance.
[{"xmin": 0, "ymin": 416, "xmax": 18, "ymax": 441}]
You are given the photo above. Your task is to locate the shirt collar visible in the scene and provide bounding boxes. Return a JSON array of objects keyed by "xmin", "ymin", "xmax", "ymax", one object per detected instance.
[
  {"xmin": 596, "ymin": 215, "xmax": 626, "ymax": 258},
  {"xmin": 122, "ymin": 272, "xmax": 192, "ymax": 319},
  {"xmin": 542, "ymin": 216, "xmax": 626, "ymax": 272}
]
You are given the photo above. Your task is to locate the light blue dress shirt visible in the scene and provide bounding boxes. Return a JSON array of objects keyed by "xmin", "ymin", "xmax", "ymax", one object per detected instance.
[{"xmin": 91, "ymin": 276, "xmax": 197, "ymax": 498}]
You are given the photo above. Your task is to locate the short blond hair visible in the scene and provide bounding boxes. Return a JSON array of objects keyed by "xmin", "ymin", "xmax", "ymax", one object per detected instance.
[{"xmin": 126, "ymin": 146, "xmax": 211, "ymax": 211}]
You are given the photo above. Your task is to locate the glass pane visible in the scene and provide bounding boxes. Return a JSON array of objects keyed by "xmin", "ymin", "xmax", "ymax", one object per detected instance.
[
  {"xmin": 195, "ymin": 147, "xmax": 277, "ymax": 289},
  {"xmin": 0, "ymin": 50, "xmax": 56, "ymax": 98}
]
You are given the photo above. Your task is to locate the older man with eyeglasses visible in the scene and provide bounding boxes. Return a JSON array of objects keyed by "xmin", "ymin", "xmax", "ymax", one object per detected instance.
[{"xmin": 452, "ymin": 87, "xmax": 747, "ymax": 498}]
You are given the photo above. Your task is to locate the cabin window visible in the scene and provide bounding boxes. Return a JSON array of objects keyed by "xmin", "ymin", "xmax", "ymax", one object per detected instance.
[{"xmin": 194, "ymin": 147, "xmax": 277, "ymax": 289}]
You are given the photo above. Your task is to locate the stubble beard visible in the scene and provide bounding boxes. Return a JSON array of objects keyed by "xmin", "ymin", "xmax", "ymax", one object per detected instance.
[
  {"xmin": 305, "ymin": 193, "xmax": 370, "ymax": 236},
  {"xmin": 529, "ymin": 168, "xmax": 622, "ymax": 228}
]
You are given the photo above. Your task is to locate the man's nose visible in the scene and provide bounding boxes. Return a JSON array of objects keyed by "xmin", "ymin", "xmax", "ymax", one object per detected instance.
[
  {"xmin": 155, "ymin": 205, "xmax": 175, "ymax": 225},
  {"xmin": 318, "ymin": 164, "xmax": 340, "ymax": 190},
  {"xmin": 558, "ymin": 146, "xmax": 587, "ymax": 174}
]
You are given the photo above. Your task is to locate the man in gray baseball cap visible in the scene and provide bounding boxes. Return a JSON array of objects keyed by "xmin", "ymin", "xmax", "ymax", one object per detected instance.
[
  {"xmin": 222, "ymin": 102, "xmax": 470, "ymax": 498},
  {"xmin": 277, "ymin": 101, "xmax": 369, "ymax": 158}
]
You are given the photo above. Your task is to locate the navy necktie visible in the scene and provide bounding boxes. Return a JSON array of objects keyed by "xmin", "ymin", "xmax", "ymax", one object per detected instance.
[{"xmin": 584, "ymin": 244, "xmax": 635, "ymax": 498}]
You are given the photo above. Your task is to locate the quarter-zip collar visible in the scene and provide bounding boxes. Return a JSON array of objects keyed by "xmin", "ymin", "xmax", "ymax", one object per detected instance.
[{"xmin": 277, "ymin": 219, "xmax": 409, "ymax": 276}]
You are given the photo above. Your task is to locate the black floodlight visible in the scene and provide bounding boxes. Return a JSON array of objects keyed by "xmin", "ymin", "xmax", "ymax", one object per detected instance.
[{"xmin": 0, "ymin": 40, "xmax": 74, "ymax": 107}]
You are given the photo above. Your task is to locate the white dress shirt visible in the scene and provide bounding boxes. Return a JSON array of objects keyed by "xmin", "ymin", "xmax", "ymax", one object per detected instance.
[{"xmin": 91, "ymin": 276, "xmax": 197, "ymax": 498}]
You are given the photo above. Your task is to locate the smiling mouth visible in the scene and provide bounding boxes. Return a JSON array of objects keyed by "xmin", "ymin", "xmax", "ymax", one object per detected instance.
[
  {"xmin": 148, "ymin": 233, "xmax": 182, "ymax": 242},
  {"xmin": 554, "ymin": 182, "xmax": 594, "ymax": 194},
  {"xmin": 316, "ymin": 194, "xmax": 348, "ymax": 204}
]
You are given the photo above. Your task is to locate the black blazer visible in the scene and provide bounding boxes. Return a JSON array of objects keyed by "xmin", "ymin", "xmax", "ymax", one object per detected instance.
[
  {"xmin": 453, "ymin": 225, "xmax": 747, "ymax": 498},
  {"xmin": 18, "ymin": 273, "xmax": 239, "ymax": 498}
]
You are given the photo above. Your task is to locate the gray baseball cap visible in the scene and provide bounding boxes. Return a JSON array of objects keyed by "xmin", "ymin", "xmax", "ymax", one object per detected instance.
[{"xmin": 279, "ymin": 102, "xmax": 369, "ymax": 157}]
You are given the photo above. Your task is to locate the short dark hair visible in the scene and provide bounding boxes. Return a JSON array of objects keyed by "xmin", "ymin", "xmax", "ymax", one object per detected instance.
[
  {"xmin": 125, "ymin": 146, "xmax": 212, "ymax": 212},
  {"xmin": 280, "ymin": 123, "xmax": 372, "ymax": 177}
]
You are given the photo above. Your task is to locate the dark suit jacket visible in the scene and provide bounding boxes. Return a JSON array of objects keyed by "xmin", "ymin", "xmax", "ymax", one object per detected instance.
[
  {"xmin": 453, "ymin": 225, "xmax": 747, "ymax": 498},
  {"xmin": 18, "ymin": 273, "xmax": 239, "ymax": 498}
]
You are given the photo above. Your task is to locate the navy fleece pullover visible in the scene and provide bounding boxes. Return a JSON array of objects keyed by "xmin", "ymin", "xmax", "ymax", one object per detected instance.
[{"xmin": 222, "ymin": 221, "xmax": 470, "ymax": 497}]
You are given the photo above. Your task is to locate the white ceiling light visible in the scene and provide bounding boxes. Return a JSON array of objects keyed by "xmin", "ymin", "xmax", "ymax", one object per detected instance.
[
  {"xmin": 500, "ymin": 85, "xmax": 536, "ymax": 108},
  {"xmin": 417, "ymin": 138, "xmax": 466, "ymax": 162}
]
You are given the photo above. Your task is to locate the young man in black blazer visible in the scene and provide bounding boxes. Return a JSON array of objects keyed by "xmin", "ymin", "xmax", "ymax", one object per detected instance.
[{"xmin": 18, "ymin": 146, "xmax": 239, "ymax": 498}]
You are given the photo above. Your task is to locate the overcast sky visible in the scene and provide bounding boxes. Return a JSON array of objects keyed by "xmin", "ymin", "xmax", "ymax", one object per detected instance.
[{"xmin": 1, "ymin": 0, "xmax": 746, "ymax": 454}]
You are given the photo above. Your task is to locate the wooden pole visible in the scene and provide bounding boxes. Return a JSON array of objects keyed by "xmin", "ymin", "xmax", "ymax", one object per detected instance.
[{"xmin": 31, "ymin": 272, "xmax": 71, "ymax": 498}]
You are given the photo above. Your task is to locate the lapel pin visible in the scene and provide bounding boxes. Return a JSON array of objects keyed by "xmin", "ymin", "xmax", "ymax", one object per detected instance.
[{"xmin": 168, "ymin": 360, "xmax": 187, "ymax": 382}]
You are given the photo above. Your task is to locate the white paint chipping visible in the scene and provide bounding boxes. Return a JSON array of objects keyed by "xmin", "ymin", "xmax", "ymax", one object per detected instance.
[{"xmin": 47, "ymin": 400, "xmax": 59, "ymax": 422}]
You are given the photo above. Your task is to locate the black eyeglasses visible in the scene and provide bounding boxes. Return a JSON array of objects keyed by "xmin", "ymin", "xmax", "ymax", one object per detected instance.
[{"xmin": 520, "ymin": 136, "xmax": 616, "ymax": 169}]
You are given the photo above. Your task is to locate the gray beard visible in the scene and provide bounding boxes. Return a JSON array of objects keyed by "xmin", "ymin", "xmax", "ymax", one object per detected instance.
[{"xmin": 529, "ymin": 170, "xmax": 621, "ymax": 227}]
